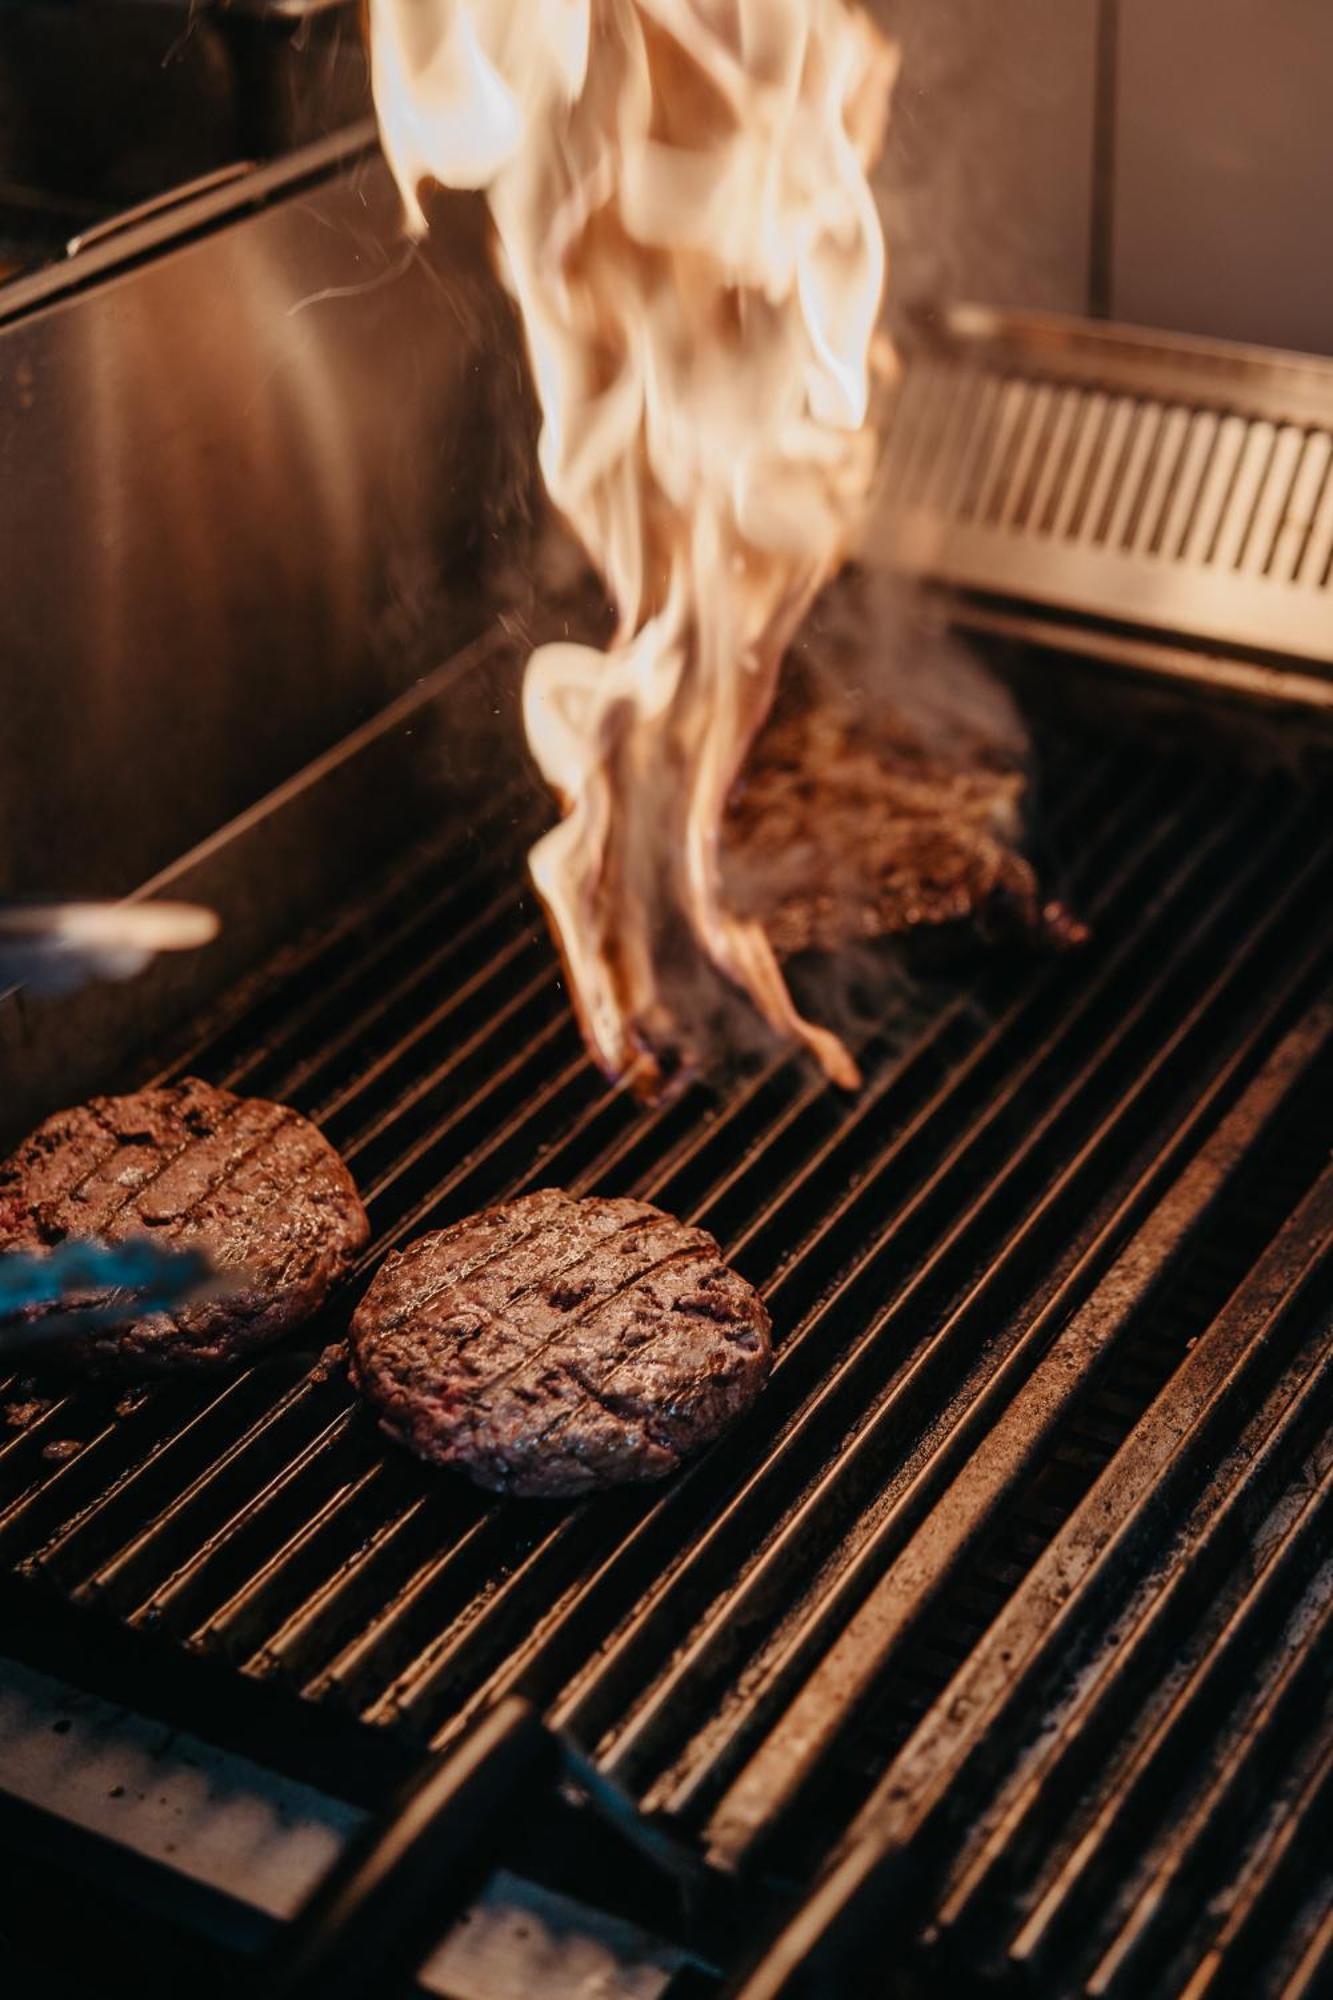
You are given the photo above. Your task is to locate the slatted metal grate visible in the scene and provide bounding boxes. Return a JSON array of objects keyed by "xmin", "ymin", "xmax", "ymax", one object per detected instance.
[
  {"xmin": 882, "ymin": 310, "xmax": 1333, "ymax": 692},
  {"xmin": 1, "ymin": 695, "xmax": 1331, "ymax": 1998}
]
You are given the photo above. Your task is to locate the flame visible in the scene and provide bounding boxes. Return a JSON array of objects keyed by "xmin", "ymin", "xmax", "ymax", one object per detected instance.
[{"xmin": 370, "ymin": 0, "xmax": 897, "ymax": 1093}]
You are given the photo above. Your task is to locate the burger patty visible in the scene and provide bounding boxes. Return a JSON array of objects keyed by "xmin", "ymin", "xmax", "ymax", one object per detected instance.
[
  {"xmin": 723, "ymin": 702, "xmax": 1085, "ymax": 959},
  {"xmin": 348, "ymin": 1189, "xmax": 772, "ymax": 1499},
  {"xmin": 0, "ymin": 1078, "xmax": 369, "ymax": 1370}
]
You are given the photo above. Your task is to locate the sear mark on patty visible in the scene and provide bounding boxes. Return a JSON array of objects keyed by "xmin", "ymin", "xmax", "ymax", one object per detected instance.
[{"xmin": 348, "ymin": 1189, "xmax": 772, "ymax": 1499}]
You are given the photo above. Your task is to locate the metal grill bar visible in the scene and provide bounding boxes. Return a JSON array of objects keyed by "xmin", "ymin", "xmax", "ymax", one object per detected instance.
[
  {"xmin": 260, "ymin": 780, "xmax": 1304, "ymax": 1768},
  {"xmin": 154, "ymin": 781, "xmax": 544, "ymax": 1100},
  {"xmin": 935, "ymin": 1311, "xmax": 1333, "ymax": 1950},
  {"xmin": 702, "ymin": 1003, "xmax": 1333, "ymax": 1868},
  {"xmin": 275, "ymin": 757, "xmax": 1174, "ymax": 1731},
  {"xmin": 5, "ymin": 756, "xmax": 1320, "ymax": 1680},
  {"xmin": 904, "ymin": 1197, "xmax": 1333, "ymax": 1970}
]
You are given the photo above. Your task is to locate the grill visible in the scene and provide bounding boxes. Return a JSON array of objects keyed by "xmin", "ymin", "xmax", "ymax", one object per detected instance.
[
  {"xmin": 3, "ymin": 197, "xmax": 1333, "ymax": 2000},
  {"xmin": 2, "ymin": 651, "xmax": 1331, "ymax": 1994}
]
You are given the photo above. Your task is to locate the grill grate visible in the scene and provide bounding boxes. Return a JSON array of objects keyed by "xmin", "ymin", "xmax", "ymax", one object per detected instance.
[{"xmin": 1, "ymin": 699, "xmax": 1331, "ymax": 1997}]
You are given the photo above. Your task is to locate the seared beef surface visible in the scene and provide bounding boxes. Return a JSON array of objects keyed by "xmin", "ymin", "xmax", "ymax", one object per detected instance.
[
  {"xmin": 349, "ymin": 1189, "xmax": 771, "ymax": 1499},
  {"xmin": 0, "ymin": 1079, "xmax": 369, "ymax": 1370},
  {"xmin": 723, "ymin": 702, "xmax": 1084, "ymax": 959}
]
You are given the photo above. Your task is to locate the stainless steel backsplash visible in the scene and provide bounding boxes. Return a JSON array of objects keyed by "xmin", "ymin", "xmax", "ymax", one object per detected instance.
[{"xmin": 0, "ymin": 140, "xmax": 535, "ymax": 902}]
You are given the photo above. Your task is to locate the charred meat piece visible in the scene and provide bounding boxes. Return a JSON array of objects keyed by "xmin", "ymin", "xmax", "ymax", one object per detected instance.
[
  {"xmin": 349, "ymin": 1189, "xmax": 771, "ymax": 1499},
  {"xmin": 723, "ymin": 702, "xmax": 1085, "ymax": 959},
  {"xmin": 0, "ymin": 1079, "xmax": 369, "ymax": 1370}
]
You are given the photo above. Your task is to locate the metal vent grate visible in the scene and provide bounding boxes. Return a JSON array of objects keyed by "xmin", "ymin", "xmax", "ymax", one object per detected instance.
[{"xmin": 883, "ymin": 311, "xmax": 1333, "ymax": 692}]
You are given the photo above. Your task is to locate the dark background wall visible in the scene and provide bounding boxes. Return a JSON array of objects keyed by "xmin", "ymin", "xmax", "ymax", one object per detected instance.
[
  {"xmin": 1114, "ymin": 0, "xmax": 1333, "ymax": 355},
  {"xmin": 871, "ymin": 0, "xmax": 1333, "ymax": 355},
  {"xmin": 873, "ymin": 0, "xmax": 1100, "ymax": 321}
]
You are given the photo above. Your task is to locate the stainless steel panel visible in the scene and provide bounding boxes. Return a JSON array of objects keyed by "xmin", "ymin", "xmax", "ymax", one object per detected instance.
[
  {"xmin": 882, "ymin": 309, "xmax": 1333, "ymax": 703},
  {"xmin": 0, "ymin": 140, "xmax": 531, "ymax": 901},
  {"xmin": 0, "ymin": 632, "xmax": 530, "ymax": 1146}
]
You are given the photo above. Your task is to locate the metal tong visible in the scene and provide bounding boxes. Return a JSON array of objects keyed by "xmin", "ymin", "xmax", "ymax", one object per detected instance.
[
  {"xmin": 0, "ymin": 1237, "xmax": 234, "ymax": 1356},
  {"xmin": 0, "ymin": 902, "xmax": 219, "ymax": 997}
]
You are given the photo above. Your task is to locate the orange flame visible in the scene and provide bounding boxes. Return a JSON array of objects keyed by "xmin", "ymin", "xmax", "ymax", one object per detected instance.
[{"xmin": 370, "ymin": 0, "xmax": 897, "ymax": 1093}]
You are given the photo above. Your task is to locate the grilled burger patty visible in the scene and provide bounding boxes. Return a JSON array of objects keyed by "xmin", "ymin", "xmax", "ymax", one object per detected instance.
[
  {"xmin": 0, "ymin": 1078, "xmax": 369, "ymax": 1369},
  {"xmin": 349, "ymin": 1189, "xmax": 772, "ymax": 1499},
  {"xmin": 723, "ymin": 702, "xmax": 1084, "ymax": 958}
]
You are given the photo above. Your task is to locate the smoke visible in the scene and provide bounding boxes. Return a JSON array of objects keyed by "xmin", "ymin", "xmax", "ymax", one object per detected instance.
[
  {"xmin": 790, "ymin": 562, "xmax": 1031, "ymax": 770},
  {"xmin": 417, "ymin": 2, "xmax": 1087, "ymax": 1092}
]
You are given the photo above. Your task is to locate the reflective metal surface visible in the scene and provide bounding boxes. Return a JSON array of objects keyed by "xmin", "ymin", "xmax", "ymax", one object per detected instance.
[
  {"xmin": 0, "ymin": 0, "xmax": 367, "ymax": 235},
  {"xmin": 0, "ymin": 138, "xmax": 531, "ymax": 902},
  {"xmin": 881, "ymin": 307, "xmax": 1333, "ymax": 701},
  {"xmin": 0, "ymin": 632, "xmax": 528, "ymax": 1144}
]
